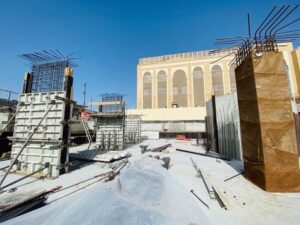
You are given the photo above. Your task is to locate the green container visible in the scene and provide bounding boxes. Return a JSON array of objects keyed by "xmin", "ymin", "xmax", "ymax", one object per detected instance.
[{"xmin": 139, "ymin": 145, "xmax": 149, "ymax": 154}]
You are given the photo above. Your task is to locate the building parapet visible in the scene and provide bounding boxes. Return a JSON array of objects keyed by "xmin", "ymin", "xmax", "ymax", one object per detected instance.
[{"xmin": 138, "ymin": 48, "xmax": 236, "ymax": 65}]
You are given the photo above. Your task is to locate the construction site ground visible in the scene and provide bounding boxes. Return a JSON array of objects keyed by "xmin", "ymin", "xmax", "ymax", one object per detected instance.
[{"xmin": 1, "ymin": 139, "xmax": 300, "ymax": 225}]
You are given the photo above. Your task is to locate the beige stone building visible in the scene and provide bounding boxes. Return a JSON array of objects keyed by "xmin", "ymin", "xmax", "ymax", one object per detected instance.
[
  {"xmin": 128, "ymin": 42, "xmax": 300, "ymax": 134},
  {"xmin": 137, "ymin": 48, "xmax": 236, "ymax": 110}
]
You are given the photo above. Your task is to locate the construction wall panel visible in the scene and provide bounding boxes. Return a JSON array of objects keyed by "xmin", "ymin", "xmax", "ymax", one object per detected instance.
[
  {"xmin": 206, "ymin": 93, "xmax": 242, "ymax": 160},
  {"xmin": 215, "ymin": 93, "xmax": 242, "ymax": 160},
  {"xmin": 96, "ymin": 117, "xmax": 125, "ymax": 150},
  {"xmin": 11, "ymin": 91, "xmax": 70, "ymax": 177},
  {"xmin": 125, "ymin": 115, "xmax": 141, "ymax": 144}
]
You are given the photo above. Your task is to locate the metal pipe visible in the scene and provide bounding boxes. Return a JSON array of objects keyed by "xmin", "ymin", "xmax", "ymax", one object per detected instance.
[
  {"xmin": 269, "ymin": 4, "xmax": 299, "ymax": 36},
  {"xmin": 259, "ymin": 5, "xmax": 290, "ymax": 38},
  {"xmin": 0, "ymin": 89, "xmax": 18, "ymax": 95},
  {"xmin": 248, "ymin": 13, "xmax": 251, "ymax": 38},
  {"xmin": 274, "ymin": 18, "xmax": 300, "ymax": 35},
  {"xmin": 0, "ymin": 102, "xmax": 24, "ymax": 135},
  {"xmin": 0, "ymin": 163, "xmax": 50, "ymax": 191},
  {"xmin": 224, "ymin": 171, "xmax": 243, "ymax": 182},
  {"xmin": 277, "ymin": 28, "xmax": 300, "ymax": 35},
  {"xmin": 190, "ymin": 190, "xmax": 209, "ymax": 209},
  {"xmin": 210, "ymin": 52, "xmax": 235, "ymax": 64},
  {"xmin": 254, "ymin": 6, "xmax": 277, "ymax": 39}
]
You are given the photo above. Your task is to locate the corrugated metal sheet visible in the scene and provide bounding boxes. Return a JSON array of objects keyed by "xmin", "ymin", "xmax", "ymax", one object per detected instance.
[{"xmin": 206, "ymin": 93, "xmax": 242, "ymax": 160}]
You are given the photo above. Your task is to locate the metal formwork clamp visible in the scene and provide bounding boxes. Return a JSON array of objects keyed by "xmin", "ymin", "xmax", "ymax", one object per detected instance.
[{"xmin": 54, "ymin": 96, "xmax": 76, "ymax": 105}]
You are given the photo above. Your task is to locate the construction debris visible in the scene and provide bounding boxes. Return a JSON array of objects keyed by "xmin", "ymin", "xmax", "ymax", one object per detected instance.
[
  {"xmin": 0, "ymin": 163, "xmax": 50, "ymax": 191},
  {"xmin": 161, "ymin": 157, "xmax": 171, "ymax": 169},
  {"xmin": 139, "ymin": 145, "xmax": 149, "ymax": 154},
  {"xmin": 69, "ymin": 150, "xmax": 131, "ymax": 162},
  {"xmin": 212, "ymin": 186, "xmax": 227, "ymax": 209},
  {"xmin": 224, "ymin": 171, "xmax": 244, "ymax": 182},
  {"xmin": 48, "ymin": 171, "xmax": 114, "ymax": 204},
  {"xmin": 0, "ymin": 186, "xmax": 61, "ymax": 223},
  {"xmin": 149, "ymin": 143, "xmax": 172, "ymax": 152},
  {"xmin": 190, "ymin": 189, "xmax": 209, "ymax": 209},
  {"xmin": 190, "ymin": 158, "xmax": 227, "ymax": 209},
  {"xmin": 4, "ymin": 157, "xmax": 212, "ymax": 225}
]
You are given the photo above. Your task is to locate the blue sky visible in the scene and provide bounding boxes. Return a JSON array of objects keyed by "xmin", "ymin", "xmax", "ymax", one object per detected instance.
[{"xmin": 0, "ymin": 0, "xmax": 299, "ymax": 108}]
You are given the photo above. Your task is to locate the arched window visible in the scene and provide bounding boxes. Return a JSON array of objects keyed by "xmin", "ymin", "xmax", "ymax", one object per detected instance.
[
  {"xmin": 229, "ymin": 64, "xmax": 237, "ymax": 92},
  {"xmin": 143, "ymin": 72, "xmax": 152, "ymax": 109},
  {"xmin": 193, "ymin": 67, "xmax": 205, "ymax": 107},
  {"xmin": 157, "ymin": 70, "xmax": 167, "ymax": 108},
  {"xmin": 211, "ymin": 65, "xmax": 224, "ymax": 96},
  {"xmin": 173, "ymin": 70, "xmax": 187, "ymax": 107}
]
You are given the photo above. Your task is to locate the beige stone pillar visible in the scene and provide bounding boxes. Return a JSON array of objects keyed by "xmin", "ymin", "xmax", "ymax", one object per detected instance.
[
  {"xmin": 204, "ymin": 63, "xmax": 212, "ymax": 101},
  {"xmin": 187, "ymin": 65, "xmax": 193, "ymax": 107},
  {"xmin": 222, "ymin": 62, "xmax": 230, "ymax": 94},
  {"xmin": 285, "ymin": 51, "xmax": 298, "ymax": 97},
  {"xmin": 291, "ymin": 50, "xmax": 300, "ymax": 96},
  {"xmin": 152, "ymin": 69, "xmax": 157, "ymax": 108},
  {"xmin": 167, "ymin": 67, "xmax": 173, "ymax": 108},
  {"xmin": 137, "ymin": 65, "xmax": 143, "ymax": 109}
]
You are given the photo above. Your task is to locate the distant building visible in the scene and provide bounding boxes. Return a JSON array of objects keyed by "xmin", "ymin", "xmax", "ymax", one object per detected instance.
[{"xmin": 128, "ymin": 42, "xmax": 300, "ymax": 137}]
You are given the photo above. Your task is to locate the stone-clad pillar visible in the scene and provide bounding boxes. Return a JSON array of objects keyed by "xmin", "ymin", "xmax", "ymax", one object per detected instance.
[{"xmin": 236, "ymin": 51, "xmax": 300, "ymax": 192}]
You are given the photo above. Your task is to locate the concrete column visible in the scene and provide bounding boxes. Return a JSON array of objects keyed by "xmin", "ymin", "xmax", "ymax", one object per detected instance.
[
  {"xmin": 152, "ymin": 69, "xmax": 157, "ymax": 108},
  {"xmin": 167, "ymin": 67, "xmax": 173, "ymax": 108}
]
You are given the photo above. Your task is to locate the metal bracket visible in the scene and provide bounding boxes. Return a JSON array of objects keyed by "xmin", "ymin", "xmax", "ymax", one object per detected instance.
[{"xmin": 54, "ymin": 96, "xmax": 76, "ymax": 105}]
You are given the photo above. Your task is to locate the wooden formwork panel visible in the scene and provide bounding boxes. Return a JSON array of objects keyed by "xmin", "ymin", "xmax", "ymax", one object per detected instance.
[{"xmin": 235, "ymin": 52, "xmax": 300, "ymax": 192}]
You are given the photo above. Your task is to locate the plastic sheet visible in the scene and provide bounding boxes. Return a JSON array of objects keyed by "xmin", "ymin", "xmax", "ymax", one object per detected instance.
[{"xmin": 5, "ymin": 157, "xmax": 211, "ymax": 225}]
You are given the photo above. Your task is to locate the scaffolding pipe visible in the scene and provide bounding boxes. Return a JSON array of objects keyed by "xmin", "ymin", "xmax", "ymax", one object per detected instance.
[
  {"xmin": 81, "ymin": 119, "xmax": 92, "ymax": 150},
  {"xmin": 0, "ymin": 162, "xmax": 50, "ymax": 191},
  {"xmin": 0, "ymin": 102, "xmax": 24, "ymax": 135}
]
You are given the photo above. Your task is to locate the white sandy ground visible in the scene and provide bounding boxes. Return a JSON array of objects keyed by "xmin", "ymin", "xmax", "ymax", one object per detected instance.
[{"xmin": 0, "ymin": 139, "xmax": 300, "ymax": 225}]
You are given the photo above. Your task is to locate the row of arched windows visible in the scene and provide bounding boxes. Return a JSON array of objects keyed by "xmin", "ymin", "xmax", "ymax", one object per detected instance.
[{"xmin": 143, "ymin": 65, "xmax": 236, "ymax": 109}]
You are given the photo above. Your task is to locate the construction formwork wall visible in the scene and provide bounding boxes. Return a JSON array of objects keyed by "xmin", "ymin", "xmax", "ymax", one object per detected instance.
[
  {"xmin": 11, "ymin": 91, "xmax": 71, "ymax": 177},
  {"xmin": 125, "ymin": 115, "xmax": 141, "ymax": 144},
  {"xmin": 96, "ymin": 117, "xmax": 125, "ymax": 150},
  {"xmin": 206, "ymin": 93, "xmax": 242, "ymax": 160},
  {"xmin": 216, "ymin": 93, "xmax": 242, "ymax": 160},
  {"xmin": 94, "ymin": 94, "xmax": 126, "ymax": 150},
  {"xmin": 236, "ymin": 52, "xmax": 300, "ymax": 192}
]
